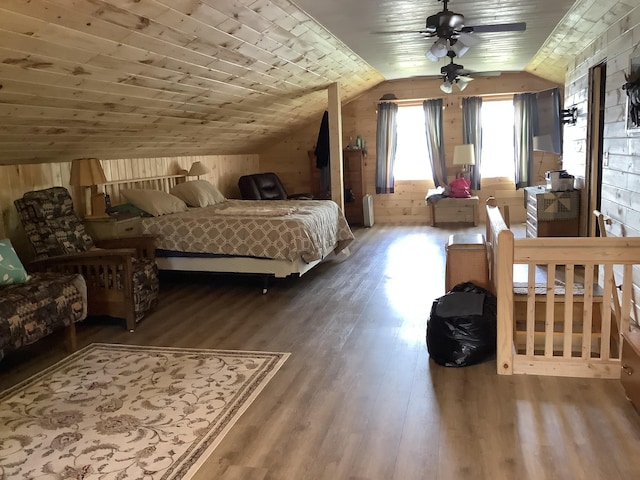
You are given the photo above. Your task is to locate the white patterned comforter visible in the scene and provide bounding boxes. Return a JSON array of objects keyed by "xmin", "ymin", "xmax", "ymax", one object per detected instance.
[{"xmin": 141, "ymin": 199, "xmax": 354, "ymax": 263}]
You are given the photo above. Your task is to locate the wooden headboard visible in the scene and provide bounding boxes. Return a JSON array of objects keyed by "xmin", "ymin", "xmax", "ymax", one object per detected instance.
[{"xmin": 103, "ymin": 174, "xmax": 187, "ymax": 205}]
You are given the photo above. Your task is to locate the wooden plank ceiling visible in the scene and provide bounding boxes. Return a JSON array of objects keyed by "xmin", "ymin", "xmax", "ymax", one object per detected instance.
[
  {"xmin": 0, "ymin": 0, "xmax": 384, "ymax": 165},
  {"xmin": 1, "ymin": 0, "xmax": 636, "ymax": 166},
  {"xmin": 296, "ymin": 0, "xmax": 638, "ymax": 84},
  {"xmin": 295, "ymin": 0, "xmax": 578, "ymax": 81}
]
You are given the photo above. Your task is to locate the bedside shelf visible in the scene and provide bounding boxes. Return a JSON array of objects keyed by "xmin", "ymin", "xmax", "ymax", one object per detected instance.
[{"xmin": 83, "ymin": 215, "xmax": 142, "ymax": 241}]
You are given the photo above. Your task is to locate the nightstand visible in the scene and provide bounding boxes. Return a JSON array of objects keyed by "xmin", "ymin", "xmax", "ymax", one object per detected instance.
[{"xmin": 83, "ymin": 215, "xmax": 142, "ymax": 241}]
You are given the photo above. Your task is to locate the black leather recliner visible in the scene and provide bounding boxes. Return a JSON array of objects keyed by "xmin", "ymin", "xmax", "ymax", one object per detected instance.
[{"xmin": 238, "ymin": 172, "xmax": 313, "ymax": 200}]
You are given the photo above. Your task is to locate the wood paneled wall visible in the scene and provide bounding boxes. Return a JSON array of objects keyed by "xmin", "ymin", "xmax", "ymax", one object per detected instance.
[
  {"xmin": 0, "ymin": 154, "xmax": 258, "ymax": 259},
  {"xmin": 261, "ymin": 72, "xmax": 561, "ymax": 224}
]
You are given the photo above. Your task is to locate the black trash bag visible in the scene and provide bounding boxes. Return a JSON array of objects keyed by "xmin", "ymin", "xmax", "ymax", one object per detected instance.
[{"xmin": 426, "ymin": 282, "xmax": 497, "ymax": 367}]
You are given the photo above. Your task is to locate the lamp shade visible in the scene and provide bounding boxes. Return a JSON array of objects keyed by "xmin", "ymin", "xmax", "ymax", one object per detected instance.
[
  {"xmin": 69, "ymin": 158, "xmax": 107, "ymax": 186},
  {"xmin": 453, "ymin": 144, "xmax": 476, "ymax": 166},
  {"xmin": 450, "ymin": 41, "xmax": 469, "ymax": 58},
  {"xmin": 427, "ymin": 38, "xmax": 448, "ymax": 61},
  {"xmin": 456, "ymin": 77, "xmax": 471, "ymax": 91},
  {"xmin": 440, "ymin": 80, "xmax": 453, "ymax": 94},
  {"xmin": 188, "ymin": 161, "xmax": 210, "ymax": 177}
]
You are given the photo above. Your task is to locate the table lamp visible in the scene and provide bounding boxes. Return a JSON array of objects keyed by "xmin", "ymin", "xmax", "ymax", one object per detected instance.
[
  {"xmin": 453, "ymin": 144, "xmax": 476, "ymax": 179},
  {"xmin": 69, "ymin": 157, "xmax": 108, "ymax": 217},
  {"xmin": 188, "ymin": 161, "xmax": 210, "ymax": 179}
]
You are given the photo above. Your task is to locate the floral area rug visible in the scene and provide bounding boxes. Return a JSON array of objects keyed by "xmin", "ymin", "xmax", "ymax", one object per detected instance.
[{"xmin": 0, "ymin": 343, "xmax": 289, "ymax": 479}]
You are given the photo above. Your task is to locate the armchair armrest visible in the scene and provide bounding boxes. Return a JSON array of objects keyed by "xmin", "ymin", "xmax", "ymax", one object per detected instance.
[
  {"xmin": 26, "ymin": 249, "xmax": 139, "ymax": 304},
  {"xmin": 27, "ymin": 248, "xmax": 137, "ymax": 274},
  {"xmin": 94, "ymin": 235, "xmax": 157, "ymax": 259}
]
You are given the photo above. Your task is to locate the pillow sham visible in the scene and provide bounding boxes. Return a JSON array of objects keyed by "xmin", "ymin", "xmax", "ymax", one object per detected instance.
[
  {"xmin": 170, "ymin": 180, "xmax": 226, "ymax": 207},
  {"xmin": 0, "ymin": 239, "xmax": 30, "ymax": 285},
  {"xmin": 120, "ymin": 189, "xmax": 188, "ymax": 217}
]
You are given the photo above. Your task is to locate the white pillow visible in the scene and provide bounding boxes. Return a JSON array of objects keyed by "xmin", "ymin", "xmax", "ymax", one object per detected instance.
[
  {"xmin": 120, "ymin": 189, "xmax": 188, "ymax": 216},
  {"xmin": 170, "ymin": 180, "xmax": 226, "ymax": 207}
]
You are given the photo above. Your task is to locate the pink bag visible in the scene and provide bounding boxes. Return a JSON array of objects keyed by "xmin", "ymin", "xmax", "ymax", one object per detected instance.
[{"xmin": 449, "ymin": 177, "xmax": 471, "ymax": 198}]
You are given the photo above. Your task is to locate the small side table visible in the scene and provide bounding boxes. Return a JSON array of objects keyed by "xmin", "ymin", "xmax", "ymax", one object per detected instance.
[
  {"xmin": 445, "ymin": 233, "xmax": 490, "ymax": 292},
  {"xmin": 83, "ymin": 215, "xmax": 142, "ymax": 241},
  {"xmin": 426, "ymin": 195, "xmax": 479, "ymax": 226}
]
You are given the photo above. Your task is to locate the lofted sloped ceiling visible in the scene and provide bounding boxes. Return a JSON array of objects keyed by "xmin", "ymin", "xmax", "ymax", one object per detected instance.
[
  {"xmin": 295, "ymin": 0, "xmax": 639, "ymax": 85},
  {"xmin": 295, "ymin": 0, "xmax": 577, "ymax": 81},
  {"xmin": 0, "ymin": 0, "xmax": 637, "ymax": 166},
  {"xmin": 0, "ymin": 0, "xmax": 383, "ymax": 165}
]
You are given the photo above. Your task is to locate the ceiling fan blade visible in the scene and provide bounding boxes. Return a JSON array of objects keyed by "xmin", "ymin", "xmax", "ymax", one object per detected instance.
[
  {"xmin": 469, "ymin": 71, "xmax": 503, "ymax": 77},
  {"xmin": 467, "ymin": 22, "xmax": 526, "ymax": 33},
  {"xmin": 457, "ymin": 75, "xmax": 474, "ymax": 81},
  {"xmin": 371, "ymin": 29, "xmax": 435, "ymax": 36}
]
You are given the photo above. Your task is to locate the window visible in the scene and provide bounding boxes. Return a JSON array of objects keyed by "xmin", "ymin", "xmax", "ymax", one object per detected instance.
[
  {"xmin": 394, "ymin": 105, "xmax": 433, "ymax": 180},
  {"xmin": 480, "ymin": 100, "xmax": 515, "ymax": 179}
]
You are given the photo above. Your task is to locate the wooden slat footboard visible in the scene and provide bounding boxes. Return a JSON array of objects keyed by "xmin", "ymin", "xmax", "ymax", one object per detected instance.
[{"xmin": 486, "ymin": 198, "xmax": 640, "ymax": 378}]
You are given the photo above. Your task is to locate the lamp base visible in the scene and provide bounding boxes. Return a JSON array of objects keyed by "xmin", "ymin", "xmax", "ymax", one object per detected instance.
[{"xmin": 89, "ymin": 193, "xmax": 109, "ymax": 218}]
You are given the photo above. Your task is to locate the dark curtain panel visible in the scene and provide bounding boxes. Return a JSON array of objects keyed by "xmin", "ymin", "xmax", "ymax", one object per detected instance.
[
  {"xmin": 423, "ymin": 99, "xmax": 447, "ymax": 187},
  {"xmin": 375, "ymin": 102, "xmax": 398, "ymax": 194},
  {"xmin": 462, "ymin": 97, "xmax": 483, "ymax": 190},
  {"xmin": 314, "ymin": 111, "xmax": 331, "ymax": 193},
  {"xmin": 513, "ymin": 93, "xmax": 537, "ymax": 189}
]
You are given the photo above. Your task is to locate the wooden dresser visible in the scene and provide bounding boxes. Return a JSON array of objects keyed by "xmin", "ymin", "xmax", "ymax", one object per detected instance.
[
  {"xmin": 343, "ymin": 148, "xmax": 366, "ymax": 225},
  {"xmin": 524, "ymin": 186, "xmax": 580, "ymax": 238}
]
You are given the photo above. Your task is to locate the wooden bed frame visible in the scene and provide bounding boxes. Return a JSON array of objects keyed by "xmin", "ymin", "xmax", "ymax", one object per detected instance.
[
  {"xmin": 485, "ymin": 197, "xmax": 640, "ymax": 378},
  {"xmin": 102, "ymin": 174, "xmax": 347, "ymax": 292}
]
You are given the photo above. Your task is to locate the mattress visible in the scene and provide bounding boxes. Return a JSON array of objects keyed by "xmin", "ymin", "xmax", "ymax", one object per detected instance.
[{"xmin": 141, "ymin": 199, "xmax": 354, "ymax": 263}]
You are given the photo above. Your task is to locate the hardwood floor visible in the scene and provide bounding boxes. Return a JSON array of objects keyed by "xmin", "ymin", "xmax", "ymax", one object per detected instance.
[{"xmin": 2, "ymin": 223, "xmax": 640, "ymax": 479}]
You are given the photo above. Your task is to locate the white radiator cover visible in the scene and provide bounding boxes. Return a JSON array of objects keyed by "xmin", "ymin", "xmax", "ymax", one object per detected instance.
[{"xmin": 363, "ymin": 194, "xmax": 374, "ymax": 227}]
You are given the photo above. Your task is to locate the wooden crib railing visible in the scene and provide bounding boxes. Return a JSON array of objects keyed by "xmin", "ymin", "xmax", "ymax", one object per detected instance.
[{"xmin": 486, "ymin": 198, "xmax": 640, "ymax": 378}]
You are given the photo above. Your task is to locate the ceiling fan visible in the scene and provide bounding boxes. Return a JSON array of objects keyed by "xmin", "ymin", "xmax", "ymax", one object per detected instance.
[
  {"xmin": 377, "ymin": 0, "xmax": 526, "ymax": 61},
  {"xmin": 438, "ymin": 51, "xmax": 500, "ymax": 93}
]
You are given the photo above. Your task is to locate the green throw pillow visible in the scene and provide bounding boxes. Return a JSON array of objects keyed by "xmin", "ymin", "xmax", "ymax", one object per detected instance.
[{"xmin": 0, "ymin": 239, "xmax": 29, "ymax": 285}]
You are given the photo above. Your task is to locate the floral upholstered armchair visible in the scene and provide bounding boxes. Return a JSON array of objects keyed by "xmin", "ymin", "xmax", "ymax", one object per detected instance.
[
  {"xmin": 14, "ymin": 187, "xmax": 159, "ymax": 331},
  {"xmin": 0, "ymin": 208, "xmax": 87, "ymax": 361}
]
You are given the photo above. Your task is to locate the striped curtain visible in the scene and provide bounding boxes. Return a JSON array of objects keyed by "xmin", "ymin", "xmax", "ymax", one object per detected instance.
[
  {"xmin": 513, "ymin": 93, "xmax": 537, "ymax": 189},
  {"xmin": 462, "ymin": 97, "xmax": 483, "ymax": 190},
  {"xmin": 375, "ymin": 102, "xmax": 398, "ymax": 194},
  {"xmin": 423, "ymin": 99, "xmax": 447, "ymax": 187}
]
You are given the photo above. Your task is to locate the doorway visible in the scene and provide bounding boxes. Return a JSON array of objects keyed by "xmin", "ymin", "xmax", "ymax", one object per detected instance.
[{"xmin": 585, "ymin": 61, "xmax": 606, "ymax": 236}]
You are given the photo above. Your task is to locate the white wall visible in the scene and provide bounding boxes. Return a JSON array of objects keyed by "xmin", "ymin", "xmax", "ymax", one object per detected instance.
[
  {"xmin": 563, "ymin": 5, "xmax": 640, "ymax": 326},
  {"xmin": 564, "ymin": 5, "xmax": 640, "ymax": 237}
]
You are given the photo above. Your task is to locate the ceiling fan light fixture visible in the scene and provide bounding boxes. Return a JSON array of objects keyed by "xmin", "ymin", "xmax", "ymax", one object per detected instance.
[
  {"xmin": 426, "ymin": 50, "xmax": 439, "ymax": 62},
  {"xmin": 427, "ymin": 38, "xmax": 448, "ymax": 61},
  {"xmin": 455, "ymin": 78, "xmax": 470, "ymax": 91},
  {"xmin": 450, "ymin": 41, "xmax": 469, "ymax": 58},
  {"xmin": 440, "ymin": 80, "xmax": 453, "ymax": 94}
]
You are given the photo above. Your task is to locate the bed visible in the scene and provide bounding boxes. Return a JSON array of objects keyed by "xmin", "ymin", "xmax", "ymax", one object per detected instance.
[{"xmin": 103, "ymin": 175, "xmax": 354, "ymax": 291}]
